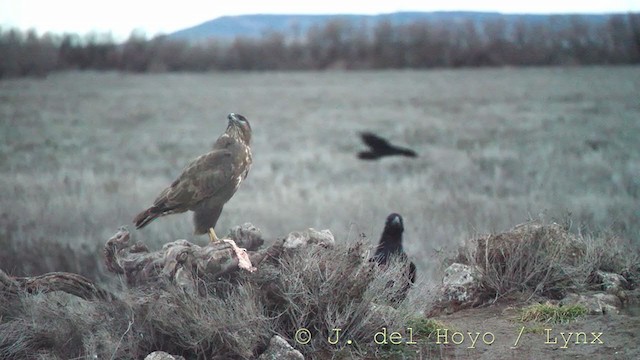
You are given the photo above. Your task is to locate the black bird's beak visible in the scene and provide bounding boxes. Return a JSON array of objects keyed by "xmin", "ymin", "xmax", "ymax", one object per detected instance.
[{"xmin": 386, "ymin": 213, "xmax": 403, "ymax": 229}]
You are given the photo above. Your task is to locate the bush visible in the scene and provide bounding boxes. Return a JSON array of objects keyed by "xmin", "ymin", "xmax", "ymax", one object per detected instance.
[
  {"xmin": 453, "ymin": 221, "xmax": 639, "ymax": 301},
  {"xmin": 0, "ymin": 240, "xmax": 439, "ymax": 359}
]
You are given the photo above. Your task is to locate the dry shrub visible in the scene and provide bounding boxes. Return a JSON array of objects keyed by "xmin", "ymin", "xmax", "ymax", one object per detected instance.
[
  {"xmin": 0, "ymin": 292, "xmax": 128, "ymax": 359},
  {"xmin": 456, "ymin": 222, "xmax": 591, "ymax": 300},
  {"xmin": 0, "ymin": 283, "xmax": 271, "ymax": 359},
  {"xmin": 578, "ymin": 231, "xmax": 640, "ymax": 279},
  {"xmin": 0, "ymin": 239, "xmax": 438, "ymax": 359},
  {"xmin": 243, "ymin": 240, "xmax": 435, "ymax": 358},
  {"xmin": 128, "ymin": 285, "xmax": 271, "ymax": 359},
  {"xmin": 455, "ymin": 221, "xmax": 640, "ymax": 302}
]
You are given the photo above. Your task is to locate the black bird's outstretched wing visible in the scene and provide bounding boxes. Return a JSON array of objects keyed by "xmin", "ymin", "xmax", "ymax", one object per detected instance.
[
  {"xmin": 361, "ymin": 132, "xmax": 393, "ymax": 151},
  {"xmin": 358, "ymin": 131, "xmax": 417, "ymax": 160}
]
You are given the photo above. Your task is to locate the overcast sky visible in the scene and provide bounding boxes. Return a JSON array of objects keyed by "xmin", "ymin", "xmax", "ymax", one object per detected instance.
[{"xmin": 1, "ymin": 0, "xmax": 638, "ymax": 40}]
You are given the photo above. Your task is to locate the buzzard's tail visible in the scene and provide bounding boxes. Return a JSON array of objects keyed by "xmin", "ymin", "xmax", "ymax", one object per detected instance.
[{"xmin": 133, "ymin": 206, "xmax": 162, "ymax": 229}]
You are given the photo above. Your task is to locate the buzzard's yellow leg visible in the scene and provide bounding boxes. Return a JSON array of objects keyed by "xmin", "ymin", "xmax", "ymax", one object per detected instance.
[{"xmin": 208, "ymin": 227, "xmax": 220, "ymax": 243}]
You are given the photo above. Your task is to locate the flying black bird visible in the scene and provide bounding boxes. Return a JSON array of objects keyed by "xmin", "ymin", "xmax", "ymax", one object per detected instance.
[
  {"xmin": 358, "ymin": 132, "xmax": 417, "ymax": 160},
  {"xmin": 133, "ymin": 113, "xmax": 252, "ymax": 243},
  {"xmin": 370, "ymin": 213, "xmax": 417, "ymax": 285}
]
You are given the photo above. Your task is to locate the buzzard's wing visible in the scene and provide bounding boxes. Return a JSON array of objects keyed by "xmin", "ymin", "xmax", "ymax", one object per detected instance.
[
  {"xmin": 360, "ymin": 132, "xmax": 392, "ymax": 151},
  {"xmin": 152, "ymin": 148, "xmax": 239, "ymax": 212}
]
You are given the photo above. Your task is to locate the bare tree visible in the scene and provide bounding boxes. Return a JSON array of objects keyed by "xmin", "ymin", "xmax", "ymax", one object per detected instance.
[{"xmin": 2, "ymin": 13, "xmax": 639, "ymax": 78}]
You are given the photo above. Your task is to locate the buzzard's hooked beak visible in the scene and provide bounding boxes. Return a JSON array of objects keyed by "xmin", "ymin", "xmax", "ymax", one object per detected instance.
[{"xmin": 228, "ymin": 113, "xmax": 246, "ymax": 124}]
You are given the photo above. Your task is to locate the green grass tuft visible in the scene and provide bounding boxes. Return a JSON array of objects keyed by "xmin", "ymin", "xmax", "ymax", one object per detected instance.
[{"xmin": 519, "ymin": 303, "xmax": 588, "ymax": 324}]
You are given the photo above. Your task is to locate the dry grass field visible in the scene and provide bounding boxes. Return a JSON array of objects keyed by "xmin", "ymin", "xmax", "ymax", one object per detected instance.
[
  {"xmin": 1, "ymin": 66, "xmax": 639, "ymax": 281},
  {"xmin": 1, "ymin": 66, "xmax": 640, "ymax": 359}
]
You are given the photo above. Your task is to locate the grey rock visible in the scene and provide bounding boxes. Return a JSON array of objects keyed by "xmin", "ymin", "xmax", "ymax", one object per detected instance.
[
  {"xmin": 145, "ymin": 351, "xmax": 185, "ymax": 360},
  {"xmin": 563, "ymin": 292, "xmax": 621, "ymax": 315},
  {"xmin": 226, "ymin": 223, "xmax": 264, "ymax": 251},
  {"xmin": 284, "ymin": 228, "xmax": 335, "ymax": 249},
  {"xmin": 258, "ymin": 335, "xmax": 304, "ymax": 360},
  {"xmin": 441, "ymin": 263, "xmax": 482, "ymax": 305},
  {"xmin": 589, "ymin": 270, "xmax": 629, "ymax": 294}
]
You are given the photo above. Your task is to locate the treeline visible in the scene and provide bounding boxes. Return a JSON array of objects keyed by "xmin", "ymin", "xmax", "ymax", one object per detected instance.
[{"xmin": 1, "ymin": 14, "xmax": 639, "ymax": 78}]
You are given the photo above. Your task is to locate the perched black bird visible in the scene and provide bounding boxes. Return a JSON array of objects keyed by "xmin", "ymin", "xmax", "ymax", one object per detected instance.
[
  {"xmin": 370, "ymin": 213, "xmax": 417, "ymax": 285},
  {"xmin": 358, "ymin": 132, "xmax": 417, "ymax": 160}
]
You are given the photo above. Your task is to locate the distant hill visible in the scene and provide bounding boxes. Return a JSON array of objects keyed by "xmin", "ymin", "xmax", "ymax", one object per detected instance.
[{"xmin": 167, "ymin": 11, "xmax": 617, "ymax": 41}]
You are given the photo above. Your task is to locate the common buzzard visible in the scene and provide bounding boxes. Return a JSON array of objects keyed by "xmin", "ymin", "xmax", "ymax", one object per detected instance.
[
  {"xmin": 358, "ymin": 132, "xmax": 417, "ymax": 160},
  {"xmin": 370, "ymin": 213, "xmax": 417, "ymax": 285},
  {"xmin": 133, "ymin": 113, "xmax": 252, "ymax": 242}
]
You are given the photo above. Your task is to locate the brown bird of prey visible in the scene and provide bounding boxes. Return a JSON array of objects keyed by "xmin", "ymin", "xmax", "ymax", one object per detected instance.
[
  {"xmin": 358, "ymin": 132, "xmax": 417, "ymax": 160},
  {"xmin": 133, "ymin": 113, "xmax": 252, "ymax": 243}
]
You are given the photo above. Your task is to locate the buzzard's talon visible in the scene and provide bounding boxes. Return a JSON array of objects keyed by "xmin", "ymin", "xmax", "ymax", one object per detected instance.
[{"xmin": 208, "ymin": 227, "xmax": 220, "ymax": 243}]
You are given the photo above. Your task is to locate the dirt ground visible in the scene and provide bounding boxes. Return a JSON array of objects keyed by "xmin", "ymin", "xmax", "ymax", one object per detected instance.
[{"xmin": 428, "ymin": 304, "xmax": 640, "ymax": 359}]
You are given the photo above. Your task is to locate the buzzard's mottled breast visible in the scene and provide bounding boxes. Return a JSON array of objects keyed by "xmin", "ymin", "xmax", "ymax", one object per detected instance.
[{"xmin": 212, "ymin": 116, "xmax": 252, "ymax": 198}]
